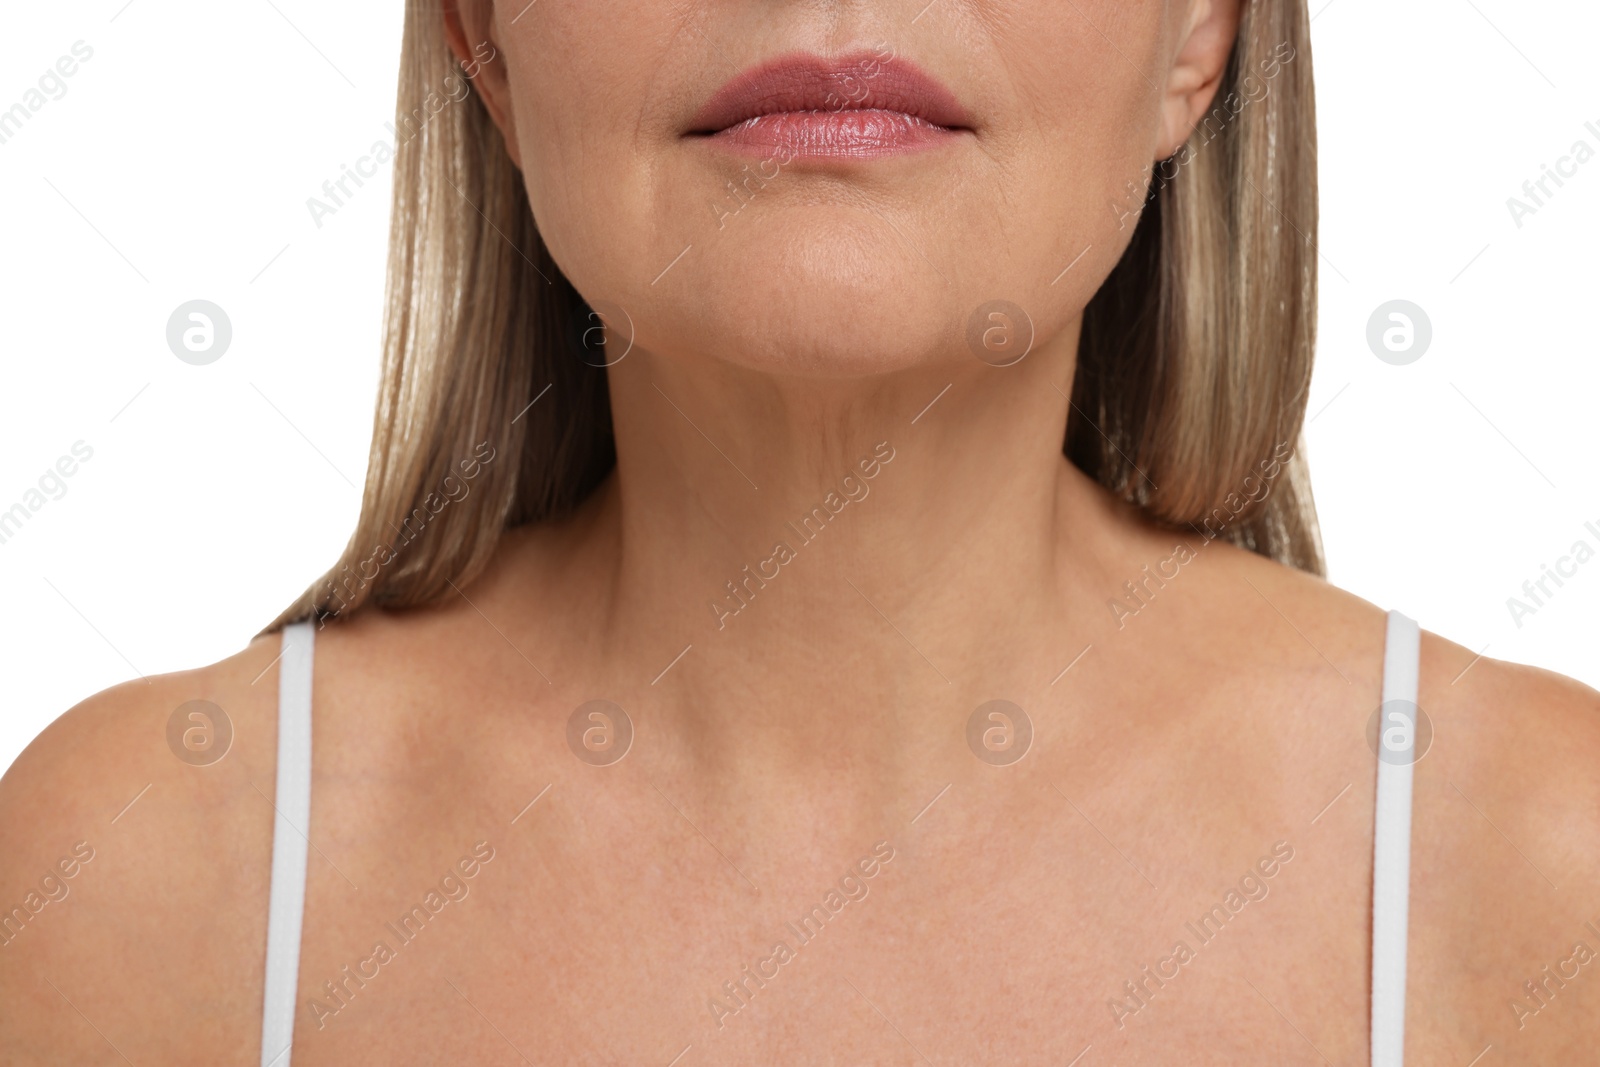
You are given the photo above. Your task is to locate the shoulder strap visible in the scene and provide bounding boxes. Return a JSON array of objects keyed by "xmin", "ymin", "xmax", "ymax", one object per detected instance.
[
  {"xmin": 260, "ymin": 621, "xmax": 315, "ymax": 1067},
  {"xmin": 1371, "ymin": 609, "xmax": 1420, "ymax": 1067}
]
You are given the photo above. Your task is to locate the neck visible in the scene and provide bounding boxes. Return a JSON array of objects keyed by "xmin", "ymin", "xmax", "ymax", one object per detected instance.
[
  {"xmin": 511, "ymin": 317, "xmax": 1172, "ymax": 816},
  {"xmin": 580, "ymin": 316, "xmax": 1135, "ymax": 694}
]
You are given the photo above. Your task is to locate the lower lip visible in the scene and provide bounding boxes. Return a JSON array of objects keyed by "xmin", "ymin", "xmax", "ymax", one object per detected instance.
[{"xmin": 703, "ymin": 110, "xmax": 963, "ymax": 159}]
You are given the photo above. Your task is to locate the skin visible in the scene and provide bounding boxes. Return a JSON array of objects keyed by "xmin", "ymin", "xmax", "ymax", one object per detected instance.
[{"xmin": 3, "ymin": 0, "xmax": 1598, "ymax": 1063}]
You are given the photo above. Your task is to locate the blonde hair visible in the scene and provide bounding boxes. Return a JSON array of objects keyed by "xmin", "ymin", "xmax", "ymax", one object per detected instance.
[{"xmin": 270, "ymin": 0, "xmax": 1322, "ymax": 632}]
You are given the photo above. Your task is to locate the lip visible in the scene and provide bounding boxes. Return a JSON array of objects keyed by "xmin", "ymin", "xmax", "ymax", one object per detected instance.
[{"xmin": 686, "ymin": 51, "xmax": 972, "ymax": 160}]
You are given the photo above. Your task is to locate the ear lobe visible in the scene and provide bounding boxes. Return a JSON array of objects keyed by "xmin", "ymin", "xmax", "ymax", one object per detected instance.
[
  {"xmin": 442, "ymin": 0, "xmax": 521, "ymax": 164},
  {"xmin": 1155, "ymin": 0, "xmax": 1241, "ymax": 160}
]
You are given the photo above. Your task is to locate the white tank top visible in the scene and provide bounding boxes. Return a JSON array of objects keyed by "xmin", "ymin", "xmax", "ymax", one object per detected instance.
[{"xmin": 258, "ymin": 610, "xmax": 1423, "ymax": 1065}]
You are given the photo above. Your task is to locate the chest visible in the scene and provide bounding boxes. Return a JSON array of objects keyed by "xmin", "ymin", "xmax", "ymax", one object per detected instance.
[{"xmin": 279, "ymin": 773, "xmax": 1382, "ymax": 1065}]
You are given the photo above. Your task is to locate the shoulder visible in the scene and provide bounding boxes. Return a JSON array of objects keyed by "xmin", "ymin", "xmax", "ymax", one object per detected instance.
[
  {"xmin": 1144, "ymin": 531, "xmax": 1391, "ymax": 687},
  {"xmin": 1414, "ymin": 626, "xmax": 1600, "ymax": 876},
  {"xmin": 1407, "ymin": 641, "xmax": 1600, "ymax": 1049},
  {"xmin": 0, "ymin": 632, "xmax": 288, "ymax": 860},
  {"xmin": 0, "ymin": 633, "xmax": 289, "ymax": 1061},
  {"xmin": 1175, "ymin": 535, "xmax": 1600, "ymax": 880},
  {"xmin": 1424, "ymin": 637, "xmax": 1600, "ymax": 774},
  {"xmin": 1216, "ymin": 545, "xmax": 1600, "ymax": 1046},
  {"xmin": 1225, "ymin": 540, "xmax": 1600, "ymax": 858},
  {"xmin": 1417, "ymin": 637, "xmax": 1600, "ymax": 888},
  {"xmin": 0, "ymin": 628, "xmax": 290, "ymax": 832}
]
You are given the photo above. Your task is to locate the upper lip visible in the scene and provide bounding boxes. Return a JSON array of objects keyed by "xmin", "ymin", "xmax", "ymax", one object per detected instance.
[{"xmin": 687, "ymin": 51, "xmax": 972, "ymax": 134}]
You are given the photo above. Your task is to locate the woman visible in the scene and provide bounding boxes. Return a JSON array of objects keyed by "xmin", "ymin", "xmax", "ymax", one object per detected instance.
[{"xmin": 2, "ymin": 0, "xmax": 1596, "ymax": 1063}]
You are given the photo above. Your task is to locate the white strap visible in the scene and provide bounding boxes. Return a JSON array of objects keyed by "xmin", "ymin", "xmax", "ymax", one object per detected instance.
[
  {"xmin": 1371, "ymin": 610, "xmax": 1420, "ymax": 1067},
  {"xmin": 260, "ymin": 621, "xmax": 315, "ymax": 1067}
]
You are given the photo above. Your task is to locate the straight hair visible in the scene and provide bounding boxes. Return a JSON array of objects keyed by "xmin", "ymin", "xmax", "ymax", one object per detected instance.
[{"xmin": 270, "ymin": 0, "xmax": 1323, "ymax": 632}]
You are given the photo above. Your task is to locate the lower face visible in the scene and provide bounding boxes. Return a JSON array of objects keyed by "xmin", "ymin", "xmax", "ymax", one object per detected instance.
[{"xmin": 500, "ymin": 1, "xmax": 1179, "ymax": 377}]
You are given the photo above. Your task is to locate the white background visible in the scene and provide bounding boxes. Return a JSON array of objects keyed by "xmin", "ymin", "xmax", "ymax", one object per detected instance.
[{"xmin": 1, "ymin": 0, "xmax": 1595, "ymax": 775}]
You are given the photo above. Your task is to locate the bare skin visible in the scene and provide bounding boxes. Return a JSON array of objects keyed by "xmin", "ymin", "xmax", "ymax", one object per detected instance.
[
  {"xmin": 3, "ymin": 451, "xmax": 1598, "ymax": 1065},
  {"xmin": 4, "ymin": 0, "xmax": 1598, "ymax": 1063}
]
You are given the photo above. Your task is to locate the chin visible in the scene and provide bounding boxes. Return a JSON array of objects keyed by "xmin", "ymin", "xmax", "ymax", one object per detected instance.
[{"xmin": 642, "ymin": 210, "xmax": 989, "ymax": 378}]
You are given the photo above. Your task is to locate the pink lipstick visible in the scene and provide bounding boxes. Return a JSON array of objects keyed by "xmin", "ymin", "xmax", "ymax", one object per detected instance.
[{"xmin": 687, "ymin": 51, "xmax": 972, "ymax": 160}]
